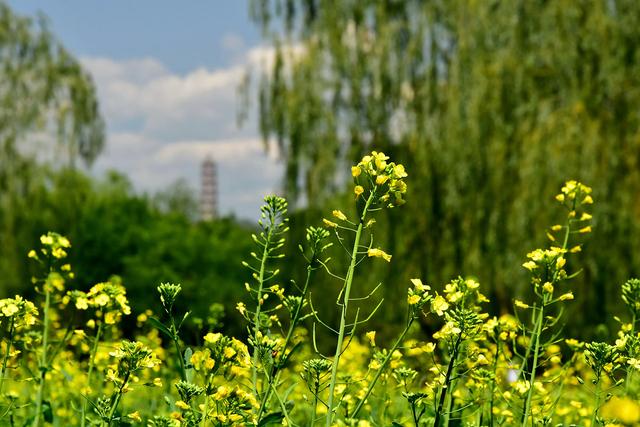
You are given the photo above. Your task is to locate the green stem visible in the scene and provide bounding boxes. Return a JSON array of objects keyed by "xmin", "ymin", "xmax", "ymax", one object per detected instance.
[
  {"xmin": 312, "ymin": 383, "xmax": 319, "ymax": 427},
  {"xmin": 410, "ymin": 401, "xmax": 419, "ymax": 427},
  {"xmin": 106, "ymin": 372, "xmax": 130, "ymax": 426},
  {"xmin": 81, "ymin": 321, "xmax": 103, "ymax": 427},
  {"xmin": 591, "ymin": 377, "xmax": 601, "ymax": 427},
  {"xmin": 325, "ymin": 195, "xmax": 373, "ymax": 427},
  {"xmin": 257, "ymin": 265, "xmax": 314, "ymax": 421},
  {"xmin": 251, "ymin": 225, "xmax": 274, "ymax": 397},
  {"xmin": 33, "ymin": 289, "xmax": 51, "ymax": 427},
  {"xmin": 171, "ymin": 316, "xmax": 186, "ymax": 381},
  {"xmin": 434, "ymin": 333, "xmax": 462, "ymax": 427},
  {"xmin": 0, "ymin": 317, "xmax": 15, "ymax": 395},
  {"xmin": 351, "ymin": 318, "xmax": 413, "ymax": 418},
  {"xmin": 521, "ymin": 303, "xmax": 544, "ymax": 427},
  {"xmin": 625, "ymin": 313, "xmax": 636, "ymax": 395},
  {"xmin": 489, "ymin": 341, "xmax": 500, "ymax": 426},
  {"xmin": 200, "ymin": 376, "xmax": 212, "ymax": 427}
]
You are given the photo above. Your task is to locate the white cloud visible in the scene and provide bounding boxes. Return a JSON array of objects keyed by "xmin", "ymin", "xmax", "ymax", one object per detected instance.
[{"xmin": 84, "ymin": 45, "xmax": 288, "ymax": 219}]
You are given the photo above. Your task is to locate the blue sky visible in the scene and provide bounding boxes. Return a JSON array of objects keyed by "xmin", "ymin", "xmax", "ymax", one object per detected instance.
[{"xmin": 8, "ymin": 1, "xmax": 282, "ymax": 220}]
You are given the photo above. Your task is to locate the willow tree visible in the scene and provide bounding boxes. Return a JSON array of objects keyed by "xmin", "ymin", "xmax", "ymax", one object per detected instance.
[
  {"xmin": 250, "ymin": 0, "xmax": 640, "ymax": 336},
  {"xmin": 0, "ymin": 2, "xmax": 104, "ymax": 292}
]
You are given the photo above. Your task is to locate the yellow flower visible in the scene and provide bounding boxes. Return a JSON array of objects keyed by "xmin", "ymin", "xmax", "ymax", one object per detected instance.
[
  {"xmin": 375, "ymin": 175, "xmax": 389, "ymax": 185},
  {"xmin": 366, "ymin": 331, "xmax": 376, "ymax": 347},
  {"xmin": 175, "ymin": 400, "xmax": 190, "ymax": 410},
  {"xmin": 410, "ymin": 278, "xmax": 430, "ymax": 292},
  {"xmin": 580, "ymin": 212, "xmax": 592, "ymax": 220},
  {"xmin": 407, "ymin": 294, "xmax": 421, "ymax": 305},
  {"xmin": 1, "ymin": 303, "xmax": 18, "ymax": 317},
  {"xmin": 393, "ymin": 164, "xmax": 408, "ymax": 178},
  {"xmin": 422, "ymin": 342, "xmax": 436, "ymax": 353},
  {"xmin": 367, "ymin": 248, "xmax": 392, "ymax": 262},
  {"xmin": 601, "ymin": 397, "xmax": 640, "ymax": 424},
  {"xmin": 582, "ymin": 195, "xmax": 593, "ymax": 204},
  {"xmin": 578, "ymin": 226, "xmax": 592, "ymax": 233},
  {"xmin": 514, "ymin": 300, "xmax": 530, "ymax": 309},
  {"xmin": 40, "ymin": 235, "xmax": 54, "ymax": 245},
  {"xmin": 351, "ymin": 166, "xmax": 361, "ymax": 177},
  {"xmin": 430, "ymin": 295, "xmax": 449, "ymax": 316},
  {"xmin": 354, "ymin": 185, "xmax": 364, "ymax": 197},
  {"xmin": 94, "ymin": 294, "xmax": 110, "ymax": 307},
  {"xmin": 558, "ymin": 292, "xmax": 574, "ymax": 301},
  {"xmin": 204, "ymin": 333, "xmax": 222, "ymax": 344},
  {"xmin": 551, "ymin": 225, "xmax": 562, "ymax": 231},
  {"xmin": 332, "ymin": 210, "xmax": 347, "ymax": 221},
  {"xmin": 75, "ymin": 298, "xmax": 89, "ymax": 310},
  {"xmin": 522, "ymin": 261, "xmax": 537, "ymax": 271},
  {"xmin": 322, "ymin": 218, "xmax": 338, "ymax": 228},
  {"xmin": 104, "ymin": 312, "xmax": 116, "ymax": 325},
  {"xmin": 542, "ymin": 282, "xmax": 554, "ymax": 294},
  {"xmin": 127, "ymin": 411, "xmax": 142, "ymax": 422},
  {"xmin": 555, "ymin": 194, "xmax": 565, "ymax": 202},
  {"xmin": 236, "ymin": 302, "xmax": 246, "ymax": 316},
  {"xmin": 223, "ymin": 346, "xmax": 236, "ymax": 359},
  {"xmin": 28, "ymin": 250, "xmax": 37, "ymax": 259}
]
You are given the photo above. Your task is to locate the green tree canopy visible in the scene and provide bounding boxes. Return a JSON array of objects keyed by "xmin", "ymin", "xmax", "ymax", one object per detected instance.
[{"xmin": 251, "ymin": 0, "xmax": 640, "ymax": 337}]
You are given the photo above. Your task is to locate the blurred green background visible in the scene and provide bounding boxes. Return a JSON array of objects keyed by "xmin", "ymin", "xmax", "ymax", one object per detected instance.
[{"xmin": 2, "ymin": 1, "xmax": 640, "ymax": 343}]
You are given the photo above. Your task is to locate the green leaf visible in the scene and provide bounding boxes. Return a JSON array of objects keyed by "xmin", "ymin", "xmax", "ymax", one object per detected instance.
[
  {"xmin": 184, "ymin": 347, "xmax": 194, "ymax": 382},
  {"xmin": 42, "ymin": 400, "xmax": 53, "ymax": 423},
  {"xmin": 148, "ymin": 317, "xmax": 173, "ymax": 339},
  {"xmin": 258, "ymin": 412, "xmax": 284, "ymax": 426}
]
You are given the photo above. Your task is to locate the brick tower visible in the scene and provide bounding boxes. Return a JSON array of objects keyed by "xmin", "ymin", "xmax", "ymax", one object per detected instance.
[{"xmin": 200, "ymin": 157, "xmax": 218, "ymax": 221}]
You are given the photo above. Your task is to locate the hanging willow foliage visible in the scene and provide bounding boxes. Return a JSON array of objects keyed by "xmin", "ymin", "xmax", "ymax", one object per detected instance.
[
  {"xmin": 249, "ymin": 0, "xmax": 640, "ymax": 337},
  {"xmin": 0, "ymin": 3, "xmax": 105, "ymax": 295}
]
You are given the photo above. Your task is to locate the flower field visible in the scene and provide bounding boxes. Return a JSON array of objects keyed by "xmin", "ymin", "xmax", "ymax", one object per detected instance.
[{"xmin": 1, "ymin": 152, "xmax": 639, "ymax": 426}]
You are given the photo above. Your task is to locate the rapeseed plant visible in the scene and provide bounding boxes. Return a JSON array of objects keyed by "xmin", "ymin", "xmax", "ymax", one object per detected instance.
[{"xmin": 4, "ymin": 161, "xmax": 640, "ymax": 426}]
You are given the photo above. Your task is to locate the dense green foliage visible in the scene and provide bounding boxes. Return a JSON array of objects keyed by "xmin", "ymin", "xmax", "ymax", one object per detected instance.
[
  {"xmin": 251, "ymin": 0, "xmax": 640, "ymax": 338},
  {"xmin": 1, "ymin": 168, "xmax": 255, "ymax": 338}
]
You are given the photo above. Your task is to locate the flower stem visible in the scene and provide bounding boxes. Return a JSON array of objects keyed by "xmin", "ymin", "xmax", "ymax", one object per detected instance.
[
  {"xmin": 106, "ymin": 371, "xmax": 130, "ymax": 426},
  {"xmin": 81, "ymin": 321, "xmax": 103, "ymax": 427},
  {"xmin": 33, "ymin": 289, "xmax": 51, "ymax": 427},
  {"xmin": 325, "ymin": 194, "xmax": 373, "ymax": 427},
  {"xmin": 591, "ymin": 377, "xmax": 601, "ymax": 427},
  {"xmin": 625, "ymin": 312, "xmax": 636, "ymax": 395},
  {"xmin": 251, "ymin": 224, "xmax": 274, "ymax": 398},
  {"xmin": 434, "ymin": 333, "xmax": 462, "ymax": 427},
  {"xmin": 521, "ymin": 303, "xmax": 544, "ymax": 427},
  {"xmin": 257, "ymin": 265, "xmax": 315, "ymax": 421},
  {"xmin": 0, "ymin": 317, "xmax": 15, "ymax": 395},
  {"xmin": 351, "ymin": 318, "xmax": 413, "ymax": 418}
]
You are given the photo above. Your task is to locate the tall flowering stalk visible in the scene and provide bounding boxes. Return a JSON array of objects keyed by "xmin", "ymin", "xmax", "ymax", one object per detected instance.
[
  {"xmin": 28, "ymin": 233, "xmax": 74, "ymax": 427},
  {"xmin": 518, "ymin": 181, "xmax": 593, "ymax": 426},
  {"xmin": 322, "ymin": 151, "xmax": 407, "ymax": 426},
  {"xmin": 351, "ymin": 278, "xmax": 433, "ymax": 419},
  {"xmin": 0, "ymin": 296, "xmax": 38, "ymax": 395},
  {"xmin": 254, "ymin": 226, "xmax": 331, "ymax": 423},
  {"xmin": 67, "ymin": 277, "xmax": 131, "ymax": 427},
  {"xmin": 240, "ymin": 196, "xmax": 289, "ymax": 411},
  {"xmin": 432, "ymin": 278, "xmax": 487, "ymax": 427}
]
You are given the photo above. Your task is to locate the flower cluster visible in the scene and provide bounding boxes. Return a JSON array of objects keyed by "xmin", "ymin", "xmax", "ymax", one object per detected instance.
[
  {"xmin": 0, "ymin": 296, "xmax": 38, "ymax": 329},
  {"xmin": 29, "ymin": 232, "xmax": 71, "ymax": 260},
  {"xmin": 65, "ymin": 276, "xmax": 131, "ymax": 324},
  {"xmin": 351, "ymin": 151, "xmax": 408, "ymax": 207},
  {"xmin": 108, "ymin": 340, "xmax": 161, "ymax": 385}
]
